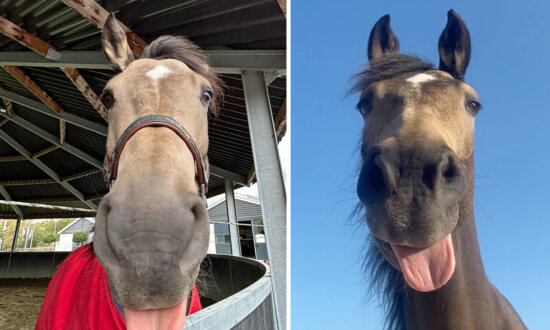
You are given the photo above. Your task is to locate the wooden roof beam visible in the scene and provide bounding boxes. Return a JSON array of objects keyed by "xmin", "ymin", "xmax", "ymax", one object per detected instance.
[
  {"xmin": 1, "ymin": 65, "xmax": 68, "ymax": 144},
  {"xmin": 0, "ymin": 88, "xmax": 107, "ymax": 136},
  {"xmin": 60, "ymin": 119, "xmax": 66, "ymax": 144},
  {"xmin": 2, "ymin": 65, "xmax": 63, "ymax": 113},
  {"xmin": 61, "ymin": 0, "xmax": 148, "ymax": 56},
  {"xmin": 0, "ymin": 129, "xmax": 97, "ymax": 210},
  {"xmin": 0, "ymin": 178, "xmax": 56, "ymax": 186},
  {"xmin": 0, "ymin": 112, "xmax": 103, "ymax": 169},
  {"xmin": 0, "ymin": 168, "xmax": 102, "ymax": 186},
  {"xmin": 0, "ymin": 16, "xmax": 108, "ymax": 121},
  {"xmin": 0, "ymin": 145, "xmax": 58, "ymax": 163}
]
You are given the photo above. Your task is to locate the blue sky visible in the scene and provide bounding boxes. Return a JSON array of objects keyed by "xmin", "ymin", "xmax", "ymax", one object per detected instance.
[{"xmin": 291, "ymin": 1, "xmax": 550, "ymax": 329}]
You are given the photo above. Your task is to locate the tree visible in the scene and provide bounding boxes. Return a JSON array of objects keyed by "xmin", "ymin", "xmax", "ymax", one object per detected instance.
[
  {"xmin": 42, "ymin": 234, "xmax": 58, "ymax": 244},
  {"xmin": 256, "ymin": 219, "xmax": 265, "ymax": 235},
  {"xmin": 72, "ymin": 231, "xmax": 88, "ymax": 243}
]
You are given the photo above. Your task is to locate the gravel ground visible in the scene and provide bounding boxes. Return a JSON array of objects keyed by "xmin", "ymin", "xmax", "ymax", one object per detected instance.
[{"xmin": 0, "ymin": 278, "xmax": 50, "ymax": 330}]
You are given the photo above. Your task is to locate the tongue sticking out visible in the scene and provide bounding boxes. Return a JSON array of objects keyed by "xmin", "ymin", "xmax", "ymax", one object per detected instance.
[
  {"xmin": 390, "ymin": 234, "xmax": 455, "ymax": 292},
  {"xmin": 124, "ymin": 299, "xmax": 187, "ymax": 330}
]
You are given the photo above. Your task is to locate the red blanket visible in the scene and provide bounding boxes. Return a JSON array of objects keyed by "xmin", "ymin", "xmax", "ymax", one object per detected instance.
[{"xmin": 35, "ymin": 244, "xmax": 201, "ymax": 330}]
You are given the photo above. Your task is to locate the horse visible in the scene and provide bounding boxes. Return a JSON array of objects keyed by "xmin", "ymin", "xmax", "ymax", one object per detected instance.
[
  {"xmin": 36, "ymin": 13, "xmax": 222, "ymax": 330},
  {"xmin": 352, "ymin": 10, "xmax": 526, "ymax": 329}
]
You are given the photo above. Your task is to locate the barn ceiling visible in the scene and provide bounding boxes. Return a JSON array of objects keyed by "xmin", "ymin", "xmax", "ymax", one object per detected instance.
[{"xmin": 0, "ymin": 0, "xmax": 287, "ymax": 219}]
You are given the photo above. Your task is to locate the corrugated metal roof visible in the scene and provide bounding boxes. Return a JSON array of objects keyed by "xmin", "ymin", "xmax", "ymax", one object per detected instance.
[
  {"xmin": 208, "ymin": 195, "xmax": 262, "ymax": 222},
  {"xmin": 0, "ymin": 0, "xmax": 286, "ymax": 219},
  {"xmin": 58, "ymin": 217, "xmax": 94, "ymax": 234}
]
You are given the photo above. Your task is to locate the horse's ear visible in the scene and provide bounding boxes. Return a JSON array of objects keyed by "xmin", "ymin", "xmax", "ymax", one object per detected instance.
[
  {"xmin": 368, "ymin": 14, "xmax": 400, "ymax": 63},
  {"xmin": 438, "ymin": 10, "xmax": 471, "ymax": 80},
  {"xmin": 102, "ymin": 13, "xmax": 135, "ymax": 71}
]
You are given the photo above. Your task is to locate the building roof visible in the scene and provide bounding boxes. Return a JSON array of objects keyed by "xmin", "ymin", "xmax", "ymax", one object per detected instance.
[
  {"xmin": 208, "ymin": 194, "xmax": 262, "ymax": 222},
  {"xmin": 0, "ymin": 0, "xmax": 286, "ymax": 219},
  {"xmin": 57, "ymin": 217, "xmax": 95, "ymax": 235}
]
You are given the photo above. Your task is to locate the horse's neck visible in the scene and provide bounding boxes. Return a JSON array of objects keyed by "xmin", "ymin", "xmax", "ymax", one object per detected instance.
[{"xmin": 401, "ymin": 165, "xmax": 526, "ymax": 329}]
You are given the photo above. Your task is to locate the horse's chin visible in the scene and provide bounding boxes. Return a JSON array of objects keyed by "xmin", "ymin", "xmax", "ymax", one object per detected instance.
[{"xmin": 374, "ymin": 234, "xmax": 456, "ymax": 292}]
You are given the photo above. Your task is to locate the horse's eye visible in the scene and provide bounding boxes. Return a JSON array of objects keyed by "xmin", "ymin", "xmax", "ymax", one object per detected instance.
[
  {"xmin": 357, "ymin": 99, "xmax": 372, "ymax": 116},
  {"xmin": 466, "ymin": 100, "xmax": 481, "ymax": 115},
  {"xmin": 201, "ymin": 91, "xmax": 212, "ymax": 107},
  {"xmin": 100, "ymin": 90, "xmax": 114, "ymax": 109}
]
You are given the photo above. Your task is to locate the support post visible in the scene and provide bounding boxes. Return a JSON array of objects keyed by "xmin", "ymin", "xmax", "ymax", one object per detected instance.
[
  {"xmin": 11, "ymin": 217, "xmax": 21, "ymax": 252},
  {"xmin": 242, "ymin": 70, "xmax": 287, "ymax": 329},
  {"xmin": 224, "ymin": 178, "xmax": 241, "ymax": 256}
]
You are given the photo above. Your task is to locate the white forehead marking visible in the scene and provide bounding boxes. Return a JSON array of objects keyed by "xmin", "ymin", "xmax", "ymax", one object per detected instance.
[
  {"xmin": 406, "ymin": 73, "xmax": 437, "ymax": 84},
  {"xmin": 146, "ymin": 65, "xmax": 172, "ymax": 80}
]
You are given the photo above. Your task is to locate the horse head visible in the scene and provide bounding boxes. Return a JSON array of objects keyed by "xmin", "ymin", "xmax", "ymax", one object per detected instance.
[{"xmin": 93, "ymin": 14, "xmax": 222, "ymax": 329}]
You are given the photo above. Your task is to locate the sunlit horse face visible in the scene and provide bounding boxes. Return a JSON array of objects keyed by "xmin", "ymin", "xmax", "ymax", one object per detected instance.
[
  {"xmin": 93, "ymin": 14, "xmax": 219, "ymax": 326},
  {"xmin": 356, "ymin": 11, "xmax": 480, "ymax": 292}
]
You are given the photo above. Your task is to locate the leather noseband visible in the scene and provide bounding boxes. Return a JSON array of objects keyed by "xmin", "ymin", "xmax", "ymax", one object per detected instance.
[{"xmin": 103, "ymin": 115, "xmax": 209, "ymax": 202}]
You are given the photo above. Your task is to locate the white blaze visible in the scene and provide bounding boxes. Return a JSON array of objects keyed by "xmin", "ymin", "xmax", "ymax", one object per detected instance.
[
  {"xmin": 146, "ymin": 65, "xmax": 172, "ymax": 81},
  {"xmin": 406, "ymin": 73, "xmax": 437, "ymax": 84}
]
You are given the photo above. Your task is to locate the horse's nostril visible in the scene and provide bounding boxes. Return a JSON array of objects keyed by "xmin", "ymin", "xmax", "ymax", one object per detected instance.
[
  {"xmin": 358, "ymin": 152, "xmax": 395, "ymax": 205},
  {"xmin": 425, "ymin": 151, "xmax": 464, "ymax": 191},
  {"xmin": 367, "ymin": 156, "xmax": 387, "ymax": 193},
  {"xmin": 443, "ymin": 158, "xmax": 456, "ymax": 179},
  {"xmin": 440, "ymin": 152, "xmax": 463, "ymax": 183}
]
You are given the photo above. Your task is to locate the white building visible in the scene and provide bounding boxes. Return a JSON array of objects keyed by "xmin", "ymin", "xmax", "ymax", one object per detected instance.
[
  {"xmin": 207, "ymin": 194, "xmax": 268, "ymax": 260},
  {"xmin": 55, "ymin": 218, "xmax": 95, "ymax": 251}
]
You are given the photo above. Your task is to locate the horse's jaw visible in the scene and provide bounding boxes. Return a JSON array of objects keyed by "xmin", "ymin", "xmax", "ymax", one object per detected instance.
[{"xmin": 124, "ymin": 300, "xmax": 188, "ymax": 330}]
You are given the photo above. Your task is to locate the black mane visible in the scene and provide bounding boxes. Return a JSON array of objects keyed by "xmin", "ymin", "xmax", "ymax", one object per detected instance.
[
  {"xmin": 140, "ymin": 35, "xmax": 224, "ymax": 113},
  {"xmin": 351, "ymin": 54, "xmax": 434, "ymax": 94},
  {"xmin": 364, "ymin": 234, "xmax": 406, "ymax": 330}
]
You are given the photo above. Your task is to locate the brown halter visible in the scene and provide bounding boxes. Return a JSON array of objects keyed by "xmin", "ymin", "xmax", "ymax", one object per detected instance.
[{"xmin": 103, "ymin": 115, "xmax": 209, "ymax": 202}]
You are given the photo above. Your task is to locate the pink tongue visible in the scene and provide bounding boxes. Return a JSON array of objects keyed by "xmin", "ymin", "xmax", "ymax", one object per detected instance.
[
  {"xmin": 124, "ymin": 299, "xmax": 187, "ymax": 330},
  {"xmin": 390, "ymin": 234, "xmax": 455, "ymax": 292}
]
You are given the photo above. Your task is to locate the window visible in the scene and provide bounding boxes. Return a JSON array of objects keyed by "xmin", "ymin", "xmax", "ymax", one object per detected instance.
[{"xmin": 215, "ymin": 234, "xmax": 230, "ymax": 244}]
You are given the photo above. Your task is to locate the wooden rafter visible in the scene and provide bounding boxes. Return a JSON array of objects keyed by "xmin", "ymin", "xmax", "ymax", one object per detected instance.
[
  {"xmin": 62, "ymin": 67, "xmax": 107, "ymax": 120},
  {"xmin": 0, "ymin": 178, "xmax": 55, "ymax": 186},
  {"xmin": 20, "ymin": 193, "xmax": 104, "ymax": 204},
  {"xmin": 62, "ymin": 168, "xmax": 102, "ymax": 182},
  {"xmin": 0, "ymin": 130, "xmax": 97, "ymax": 209},
  {"xmin": 0, "ymin": 167, "xmax": 102, "ymax": 186},
  {"xmin": 0, "ymin": 17, "xmax": 51, "ymax": 56},
  {"xmin": 0, "ymin": 16, "xmax": 108, "ymax": 121},
  {"xmin": 0, "ymin": 155, "xmax": 25, "ymax": 162},
  {"xmin": 1, "ymin": 66, "xmax": 69, "ymax": 147},
  {"xmin": 61, "ymin": 0, "xmax": 148, "ymax": 57},
  {"xmin": 33, "ymin": 145, "xmax": 59, "ymax": 158},
  {"xmin": 0, "ymin": 145, "xmax": 59, "ymax": 163},
  {"xmin": 2, "ymin": 65, "xmax": 63, "ymax": 113},
  {"xmin": 60, "ymin": 120, "xmax": 66, "ymax": 144}
]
